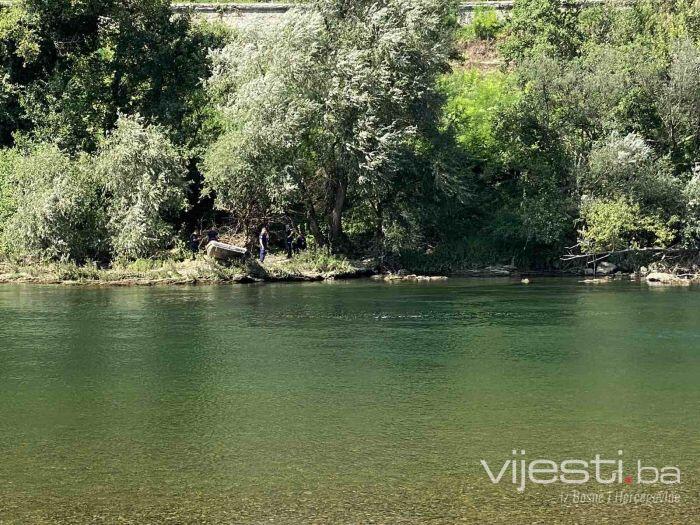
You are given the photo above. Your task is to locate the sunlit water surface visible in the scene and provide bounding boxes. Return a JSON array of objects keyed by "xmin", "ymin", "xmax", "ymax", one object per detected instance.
[{"xmin": 1, "ymin": 279, "xmax": 699, "ymax": 523}]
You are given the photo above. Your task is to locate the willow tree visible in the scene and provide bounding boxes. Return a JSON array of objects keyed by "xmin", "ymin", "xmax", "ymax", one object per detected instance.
[{"xmin": 204, "ymin": 0, "xmax": 456, "ymax": 249}]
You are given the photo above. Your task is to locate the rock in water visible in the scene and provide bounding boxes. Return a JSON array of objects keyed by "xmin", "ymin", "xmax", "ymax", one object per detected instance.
[{"xmin": 646, "ymin": 272, "xmax": 690, "ymax": 286}]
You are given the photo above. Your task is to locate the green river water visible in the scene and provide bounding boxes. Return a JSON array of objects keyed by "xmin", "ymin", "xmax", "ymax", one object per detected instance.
[{"xmin": 0, "ymin": 279, "xmax": 699, "ymax": 523}]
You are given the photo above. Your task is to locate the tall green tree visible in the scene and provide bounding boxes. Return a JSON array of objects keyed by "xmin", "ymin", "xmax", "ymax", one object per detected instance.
[
  {"xmin": 204, "ymin": 0, "xmax": 458, "ymax": 250},
  {"xmin": 0, "ymin": 0, "xmax": 224, "ymax": 151}
]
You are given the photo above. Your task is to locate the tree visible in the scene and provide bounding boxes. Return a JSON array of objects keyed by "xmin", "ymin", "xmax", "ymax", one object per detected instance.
[
  {"xmin": 95, "ymin": 115, "xmax": 187, "ymax": 260},
  {"xmin": 580, "ymin": 132, "xmax": 684, "ymax": 215},
  {"xmin": 579, "ymin": 197, "xmax": 674, "ymax": 253},
  {"xmin": 682, "ymin": 165, "xmax": 700, "ymax": 247},
  {"xmin": 500, "ymin": 0, "xmax": 583, "ymax": 65},
  {"xmin": 0, "ymin": 0, "xmax": 224, "ymax": 152},
  {"xmin": 0, "ymin": 143, "xmax": 106, "ymax": 262},
  {"xmin": 204, "ymin": 0, "xmax": 457, "ymax": 250}
]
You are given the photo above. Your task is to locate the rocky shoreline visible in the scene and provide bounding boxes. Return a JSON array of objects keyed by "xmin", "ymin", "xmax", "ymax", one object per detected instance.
[{"xmin": 1, "ymin": 260, "xmax": 698, "ymax": 287}]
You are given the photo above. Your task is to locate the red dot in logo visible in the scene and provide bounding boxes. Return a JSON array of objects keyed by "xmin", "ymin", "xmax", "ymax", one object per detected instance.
[{"xmin": 624, "ymin": 475, "xmax": 633, "ymax": 485}]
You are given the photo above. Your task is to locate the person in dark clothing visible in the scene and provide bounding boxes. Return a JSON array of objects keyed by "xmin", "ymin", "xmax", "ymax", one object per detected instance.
[
  {"xmin": 207, "ymin": 228, "xmax": 219, "ymax": 242},
  {"xmin": 189, "ymin": 231, "xmax": 201, "ymax": 259},
  {"xmin": 259, "ymin": 226, "xmax": 269, "ymax": 262},
  {"xmin": 294, "ymin": 232, "xmax": 307, "ymax": 254},
  {"xmin": 285, "ymin": 226, "xmax": 294, "ymax": 259}
]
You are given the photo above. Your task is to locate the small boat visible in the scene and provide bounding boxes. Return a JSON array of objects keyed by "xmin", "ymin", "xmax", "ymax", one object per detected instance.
[{"xmin": 206, "ymin": 241, "xmax": 248, "ymax": 261}]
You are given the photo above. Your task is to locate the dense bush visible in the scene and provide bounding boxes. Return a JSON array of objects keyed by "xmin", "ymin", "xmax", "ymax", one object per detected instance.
[
  {"xmin": 683, "ymin": 166, "xmax": 700, "ymax": 246},
  {"xmin": 0, "ymin": 144, "xmax": 106, "ymax": 262},
  {"xmin": 95, "ymin": 116, "xmax": 188, "ymax": 260},
  {"xmin": 579, "ymin": 198, "xmax": 674, "ymax": 253},
  {"xmin": 458, "ymin": 7, "xmax": 503, "ymax": 42},
  {"xmin": 203, "ymin": 0, "xmax": 459, "ymax": 250},
  {"xmin": 0, "ymin": 117, "xmax": 186, "ymax": 262},
  {"xmin": 1, "ymin": 0, "xmax": 700, "ymax": 272},
  {"xmin": 439, "ymin": 70, "xmax": 518, "ymax": 162}
]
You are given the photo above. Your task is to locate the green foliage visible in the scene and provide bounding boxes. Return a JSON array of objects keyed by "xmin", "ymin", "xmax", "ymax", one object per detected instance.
[
  {"xmin": 439, "ymin": 69, "xmax": 518, "ymax": 162},
  {"xmin": 0, "ymin": 0, "xmax": 228, "ymax": 152},
  {"xmin": 481, "ymin": 0, "xmax": 700, "ymax": 261},
  {"xmin": 0, "ymin": 148, "xmax": 18, "ymax": 250},
  {"xmin": 472, "ymin": 7, "xmax": 502, "ymax": 40},
  {"xmin": 3, "ymin": 0, "xmax": 700, "ymax": 274},
  {"xmin": 0, "ymin": 143, "xmax": 106, "ymax": 262},
  {"xmin": 266, "ymin": 248, "xmax": 355, "ymax": 276},
  {"xmin": 579, "ymin": 197, "xmax": 674, "ymax": 253},
  {"xmin": 0, "ymin": 116, "xmax": 187, "ymax": 263},
  {"xmin": 581, "ymin": 132, "xmax": 684, "ymax": 216},
  {"xmin": 682, "ymin": 166, "xmax": 700, "ymax": 246},
  {"xmin": 500, "ymin": 0, "xmax": 583, "ymax": 64},
  {"xmin": 458, "ymin": 7, "xmax": 502, "ymax": 42},
  {"xmin": 95, "ymin": 115, "xmax": 188, "ymax": 260},
  {"xmin": 204, "ymin": 0, "xmax": 459, "ymax": 250}
]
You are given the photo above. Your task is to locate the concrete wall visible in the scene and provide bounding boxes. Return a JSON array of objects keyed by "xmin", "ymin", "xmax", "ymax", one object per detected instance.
[
  {"xmin": 0, "ymin": 1, "xmax": 615, "ymax": 27},
  {"xmin": 172, "ymin": 2, "xmax": 508, "ymax": 27},
  {"xmin": 172, "ymin": 3, "xmax": 290, "ymax": 28},
  {"xmin": 172, "ymin": 1, "xmax": 612, "ymax": 27}
]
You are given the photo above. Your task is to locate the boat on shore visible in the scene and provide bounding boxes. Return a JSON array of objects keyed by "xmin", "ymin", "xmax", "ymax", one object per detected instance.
[{"xmin": 206, "ymin": 241, "xmax": 247, "ymax": 261}]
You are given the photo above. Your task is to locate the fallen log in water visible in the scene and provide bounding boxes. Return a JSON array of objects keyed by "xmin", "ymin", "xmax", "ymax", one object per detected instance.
[{"xmin": 561, "ymin": 247, "xmax": 697, "ymax": 262}]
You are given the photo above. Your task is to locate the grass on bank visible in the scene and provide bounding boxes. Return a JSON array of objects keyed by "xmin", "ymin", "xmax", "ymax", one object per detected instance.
[
  {"xmin": 263, "ymin": 249, "xmax": 356, "ymax": 278},
  {"xmin": 0, "ymin": 248, "xmax": 361, "ymax": 285}
]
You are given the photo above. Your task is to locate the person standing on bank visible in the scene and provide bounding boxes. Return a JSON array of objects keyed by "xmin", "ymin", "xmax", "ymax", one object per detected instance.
[
  {"xmin": 207, "ymin": 227, "xmax": 219, "ymax": 243},
  {"xmin": 294, "ymin": 232, "xmax": 307, "ymax": 254},
  {"xmin": 189, "ymin": 231, "xmax": 201, "ymax": 260},
  {"xmin": 259, "ymin": 226, "xmax": 269, "ymax": 262},
  {"xmin": 285, "ymin": 226, "xmax": 294, "ymax": 259}
]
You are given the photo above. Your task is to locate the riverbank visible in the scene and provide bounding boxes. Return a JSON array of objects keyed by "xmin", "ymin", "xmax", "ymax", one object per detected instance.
[
  {"xmin": 2, "ymin": 254, "xmax": 699, "ymax": 287},
  {"xmin": 0, "ymin": 252, "xmax": 376, "ymax": 286}
]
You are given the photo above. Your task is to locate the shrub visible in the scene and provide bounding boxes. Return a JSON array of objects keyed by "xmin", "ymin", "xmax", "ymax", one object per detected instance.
[
  {"xmin": 0, "ymin": 144, "xmax": 106, "ymax": 262},
  {"xmin": 682, "ymin": 166, "xmax": 700, "ymax": 247},
  {"xmin": 471, "ymin": 7, "xmax": 502, "ymax": 40},
  {"xmin": 582, "ymin": 133, "xmax": 683, "ymax": 210},
  {"xmin": 95, "ymin": 115, "xmax": 188, "ymax": 260},
  {"xmin": 579, "ymin": 197, "xmax": 674, "ymax": 253},
  {"xmin": 439, "ymin": 69, "xmax": 519, "ymax": 161},
  {"xmin": 267, "ymin": 248, "xmax": 355, "ymax": 276}
]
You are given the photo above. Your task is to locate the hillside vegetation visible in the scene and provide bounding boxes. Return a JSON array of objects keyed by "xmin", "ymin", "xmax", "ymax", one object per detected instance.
[{"xmin": 0, "ymin": 0, "xmax": 699, "ymax": 275}]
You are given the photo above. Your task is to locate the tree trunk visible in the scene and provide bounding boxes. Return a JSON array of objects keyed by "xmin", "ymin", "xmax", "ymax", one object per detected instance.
[
  {"xmin": 374, "ymin": 201, "xmax": 385, "ymax": 249},
  {"xmin": 329, "ymin": 176, "xmax": 347, "ymax": 251},
  {"xmin": 307, "ymin": 203, "xmax": 325, "ymax": 247},
  {"xmin": 296, "ymin": 176, "xmax": 326, "ymax": 247}
]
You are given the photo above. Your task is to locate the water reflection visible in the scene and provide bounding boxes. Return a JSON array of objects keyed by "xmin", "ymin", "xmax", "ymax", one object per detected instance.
[{"xmin": 0, "ymin": 280, "xmax": 698, "ymax": 521}]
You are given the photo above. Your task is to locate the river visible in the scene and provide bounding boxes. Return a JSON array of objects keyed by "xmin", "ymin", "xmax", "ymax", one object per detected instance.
[{"xmin": 0, "ymin": 279, "xmax": 698, "ymax": 523}]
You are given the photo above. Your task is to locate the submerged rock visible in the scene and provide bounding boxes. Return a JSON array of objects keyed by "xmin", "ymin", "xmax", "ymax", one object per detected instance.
[
  {"xmin": 380, "ymin": 273, "xmax": 447, "ymax": 282},
  {"xmin": 646, "ymin": 272, "xmax": 691, "ymax": 286},
  {"xmin": 580, "ymin": 277, "xmax": 613, "ymax": 284}
]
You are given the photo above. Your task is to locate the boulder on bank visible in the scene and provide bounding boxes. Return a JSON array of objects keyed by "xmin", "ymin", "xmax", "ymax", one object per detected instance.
[
  {"xmin": 585, "ymin": 261, "xmax": 617, "ymax": 276},
  {"xmin": 646, "ymin": 272, "xmax": 690, "ymax": 286}
]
